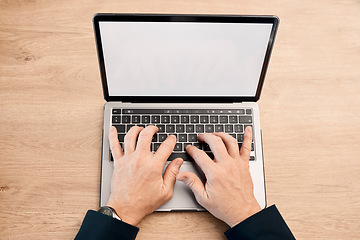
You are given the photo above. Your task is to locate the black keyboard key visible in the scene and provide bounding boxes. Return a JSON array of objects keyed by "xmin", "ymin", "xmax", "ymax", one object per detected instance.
[
  {"xmin": 229, "ymin": 116, "xmax": 238, "ymax": 123},
  {"xmin": 183, "ymin": 143, "xmax": 192, "ymax": 151},
  {"xmin": 220, "ymin": 116, "xmax": 228, "ymax": 123},
  {"xmin": 118, "ymin": 134, "xmax": 125, "ymax": 142},
  {"xmin": 188, "ymin": 134, "xmax": 197, "ymax": 142},
  {"xmin": 234, "ymin": 125, "xmax": 244, "ymax": 133},
  {"xmin": 126, "ymin": 124, "xmax": 135, "ymax": 131},
  {"xmin": 174, "ymin": 143, "xmax": 182, "ymax": 152},
  {"xmin": 186, "ymin": 125, "xmax": 195, "ymax": 133},
  {"xmin": 152, "ymin": 134, "xmax": 158, "ymax": 142},
  {"xmin": 229, "ymin": 133, "xmax": 236, "ymax": 139},
  {"xmin": 203, "ymin": 143, "xmax": 211, "ymax": 152},
  {"xmin": 161, "ymin": 116, "xmax": 170, "ymax": 123},
  {"xmin": 200, "ymin": 116, "xmax": 209, "ymax": 123},
  {"xmin": 113, "ymin": 125, "xmax": 125, "ymax": 133},
  {"xmin": 154, "ymin": 143, "xmax": 161, "ymax": 151},
  {"xmin": 112, "ymin": 116, "xmax": 121, "ymax": 123},
  {"xmin": 237, "ymin": 134, "xmax": 244, "ymax": 142},
  {"xmin": 246, "ymin": 109, "xmax": 252, "ymax": 115},
  {"xmin": 210, "ymin": 116, "xmax": 218, "ymax": 123},
  {"xmin": 132, "ymin": 115, "xmax": 140, "ymax": 123},
  {"xmin": 215, "ymin": 125, "xmax": 224, "ymax": 132},
  {"xmin": 178, "ymin": 134, "xmax": 187, "ymax": 142},
  {"xmin": 166, "ymin": 125, "xmax": 175, "ymax": 133},
  {"xmin": 137, "ymin": 124, "xmax": 145, "ymax": 128},
  {"xmin": 190, "ymin": 116, "xmax": 199, "ymax": 123},
  {"xmin": 142, "ymin": 115, "xmax": 150, "ymax": 123},
  {"xmin": 112, "ymin": 109, "xmax": 121, "ymax": 114},
  {"xmin": 240, "ymin": 116, "xmax": 252, "ymax": 123},
  {"xmin": 196, "ymin": 125, "xmax": 204, "ymax": 133},
  {"xmin": 171, "ymin": 116, "xmax": 180, "ymax": 123},
  {"xmin": 181, "ymin": 115, "xmax": 190, "ymax": 123},
  {"xmin": 250, "ymin": 156, "xmax": 255, "ymax": 161},
  {"xmin": 168, "ymin": 152, "xmax": 194, "ymax": 162},
  {"xmin": 176, "ymin": 125, "xmax": 185, "ymax": 133},
  {"xmin": 193, "ymin": 143, "xmax": 202, "ymax": 149},
  {"xmin": 122, "ymin": 115, "xmax": 131, "ymax": 123},
  {"xmin": 151, "ymin": 115, "xmax": 160, "ymax": 123},
  {"xmin": 159, "ymin": 134, "xmax": 167, "ymax": 142},
  {"xmin": 156, "ymin": 125, "xmax": 165, "ymax": 133},
  {"xmin": 225, "ymin": 125, "xmax": 233, "ymax": 133},
  {"xmin": 205, "ymin": 125, "xmax": 214, "ymax": 133}
]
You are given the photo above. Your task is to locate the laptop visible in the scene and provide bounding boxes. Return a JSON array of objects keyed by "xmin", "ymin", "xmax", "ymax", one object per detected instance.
[{"xmin": 93, "ymin": 13, "xmax": 279, "ymax": 211}]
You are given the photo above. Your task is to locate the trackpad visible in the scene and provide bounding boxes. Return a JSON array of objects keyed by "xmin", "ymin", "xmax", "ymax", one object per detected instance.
[{"xmin": 157, "ymin": 162, "xmax": 206, "ymax": 211}]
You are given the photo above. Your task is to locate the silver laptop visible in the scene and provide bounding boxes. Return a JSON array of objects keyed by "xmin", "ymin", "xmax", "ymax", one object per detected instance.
[{"xmin": 93, "ymin": 13, "xmax": 279, "ymax": 211}]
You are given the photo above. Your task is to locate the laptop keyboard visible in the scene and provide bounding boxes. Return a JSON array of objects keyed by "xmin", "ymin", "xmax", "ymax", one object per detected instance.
[{"xmin": 111, "ymin": 109, "xmax": 255, "ymax": 162}]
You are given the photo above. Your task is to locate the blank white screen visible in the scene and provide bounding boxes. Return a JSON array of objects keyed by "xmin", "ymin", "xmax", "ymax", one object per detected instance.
[{"xmin": 99, "ymin": 21, "xmax": 273, "ymax": 97}]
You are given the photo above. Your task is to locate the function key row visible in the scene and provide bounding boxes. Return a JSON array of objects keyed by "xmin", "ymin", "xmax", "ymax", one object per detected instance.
[
  {"xmin": 112, "ymin": 109, "xmax": 252, "ymax": 115},
  {"xmin": 112, "ymin": 115, "xmax": 252, "ymax": 124}
]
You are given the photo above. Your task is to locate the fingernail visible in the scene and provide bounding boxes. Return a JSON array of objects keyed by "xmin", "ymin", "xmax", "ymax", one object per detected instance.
[{"xmin": 176, "ymin": 159, "xmax": 183, "ymax": 168}]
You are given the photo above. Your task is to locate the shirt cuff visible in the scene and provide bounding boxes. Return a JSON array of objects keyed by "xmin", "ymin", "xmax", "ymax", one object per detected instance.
[
  {"xmin": 224, "ymin": 205, "xmax": 295, "ymax": 240},
  {"xmin": 75, "ymin": 210, "xmax": 139, "ymax": 240}
]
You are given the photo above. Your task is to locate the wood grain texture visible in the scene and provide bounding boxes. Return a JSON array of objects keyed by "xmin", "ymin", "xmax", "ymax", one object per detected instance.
[{"xmin": 0, "ymin": 0, "xmax": 359, "ymax": 239}]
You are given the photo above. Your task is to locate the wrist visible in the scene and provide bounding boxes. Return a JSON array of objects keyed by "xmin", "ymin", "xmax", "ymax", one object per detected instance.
[
  {"xmin": 107, "ymin": 200, "xmax": 145, "ymax": 226},
  {"xmin": 227, "ymin": 204, "xmax": 261, "ymax": 228}
]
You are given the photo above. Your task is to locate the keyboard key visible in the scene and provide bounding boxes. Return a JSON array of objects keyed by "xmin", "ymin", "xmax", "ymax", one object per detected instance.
[
  {"xmin": 151, "ymin": 115, "xmax": 160, "ymax": 123},
  {"xmin": 220, "ymin": 116, "xmax": 228, "ymax": 123},
  {"xmin": 142, "ymin": 115, "xmax": 150, "ymax": 123},
  {"xmin": 118, "ymin": 134, "xmax": 125, "ymax": 142},
  {"xmin": 154, "ymin": 143, "xmax": 161, "ymax": 151},
  {"xmin": 240, "ymin": 116, "xmax": 252, "ymax": 123},
  {"xmin": 159, "ymin": 134, "xmax": 167, "ymax": 142},
  {"xmin": 237, "ymin": 134, "xmax": 244, "ymax": 142},
  {"xmin": 196, "ymin": 125, "xmax": 204, "ymax": 133},
  {"xmin": 188, "ymin": 134, "xmax": 197, "ymax": 142},
  {"xmin": 203, "ymin": 143, "xmax": 211, "ymax": 152},
  {"xmin": 193, "ymin": 143, "xmax": 202, "ymax": 150},
  {"xmin": 174, "ymin": 143, "xmax": 182, "ymax": 152},
  {"xmin": 210, "ymin": 116, "xmax": 218, "ymax": 123},
  {"xmin": 112, "ymin": 109, "xmax": 121, "ymax": 114},
  {"xmin": 183, "ymin": 143, "xmax": 192, "ymax": 151},
  {"xmin": 122, "ymin": 115, "xmax": 131, "ymax": 123},
  {"xmin": 205, "ymin": 125, "xmax": 214, "ymax": 133},
  {"xmin": 176, "ymin": 125, "xmax": 185, "ymax": 133},
  {"xmin": 178, "ymin": 134, "xmax": 187, "ymax": 142},
  {"xmin": 229, "ymin": 116, "xmax": 238, "ymax": 123},
  {"xmin": 181, "ymin": 115, "xmax": 190, "ymax": 123},
  {"xmin": 225, "ymin": 125, "xmax": 233, "ymax": 133},
  {"xmin": 229, "ymin": 133, "xmax": 236, "ymax": 139},
  {"xmin": 171, "ymin": 116, "xmax": 180, "ymax": 123},
  {"xmin": 234, "ymin": 125, "xmax": 244, "ymax": 133},
  {"xmin": 113, "ymin": 125, "xmax": 125, "ymax": 133},
  {"xmin": 152, "ymin": 134, "xmax": 158, "ymax": 142},
  {"xmin": 250, "ymin": 156, "xmax": 255, "ymax": 161},
  {"xmin": 215, "ymin": 125, "xmax": 224, "ymax": 132},
  {"xmin": 137, "ymin": 124, "xmax": 145, "ymax": 128},
  {"xmin": 246, "ymin": 109, "xmax": 252, "ymax": 115},
  {"xmin": 156, "ymin": 125, "xmax": 165, "ymax": 133},
  {"xmin": 161, "ymin": 116, "xmax": 170, "ymax": 123},
  {"xmin": 168, "ymin": 153, "xmax": 194, "ymax": 162},
  {"xmin": 126, "ymin": 124, "xmax": 135, "ymax": 131},
  {"xmin": 132, "ymin": 115, "xmax": 140, "ymax": 123},
  {"xmin": 186, "ymin": 125, "xmax": 195, "ymax": 133},
  {"xmin": 200, "ymin": 116, "xmax": 209, "ymax": 123},
  {"xmin": 190, "ymin": 116, "xmax": 199, "ymax": 123},
  {"xmin": 166, "ymin": 125, "xmax": 175, "ymax": 133},
  {"xmin": 112, "ymin": 116, "xmax": 121, "ymax": 123}
]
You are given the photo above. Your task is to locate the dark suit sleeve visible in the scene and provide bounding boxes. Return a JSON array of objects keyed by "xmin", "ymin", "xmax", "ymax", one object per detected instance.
[
  {"xmin": 224, "ymin": 205, "xmax": 295, "ymax": 240},
  {"xmin": 74, "ymin": 210, "xmax": 139, "ymax": 240}
]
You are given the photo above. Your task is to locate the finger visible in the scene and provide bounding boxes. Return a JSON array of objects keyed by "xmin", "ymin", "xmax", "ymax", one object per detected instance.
[
  {"xmin": 123, "ymin": 126, "xmax": 144, "ymax": 154},
  {"xmin": 186, "ymin": 145, "xmax": 215, "ymax": 176},
  {"xmin": 239, "ymin": 126, "xmax": 253, "ymax": 161},
  {"xmin": 109, "ymin": 126, "xmax": 124, "ymax": 160},
  {"xmin": 197, "ymin": 133, "xmax": 229, "ymax": 161},
  {"xmin": 154, "ymin": 134, "xmax": 177, "ymax": 163},
  {"xmin": 212, "ymin": 132, "xmax": 239, "ymax": 158},
  {"xmin": 177, "ymin": 171, "xmax": 208, "ymax": 205},
  {"xmin": 136, "ymin": 125, "xmax": 158, "ymax": 152},
  {"xmin": 163, "ymin": 158, "xmax": 183, "ymax": 194}
]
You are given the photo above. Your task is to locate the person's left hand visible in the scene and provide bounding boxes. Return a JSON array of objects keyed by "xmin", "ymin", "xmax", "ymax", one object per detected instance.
[{"xmin": 107, "ymin": 125, "xmax": 183, "ymax": 226}]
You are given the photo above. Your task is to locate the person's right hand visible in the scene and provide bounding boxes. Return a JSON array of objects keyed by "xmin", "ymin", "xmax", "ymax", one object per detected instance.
[{"xmin": 177, "ymin": 126, "xmax": 261, "ymax": 228}]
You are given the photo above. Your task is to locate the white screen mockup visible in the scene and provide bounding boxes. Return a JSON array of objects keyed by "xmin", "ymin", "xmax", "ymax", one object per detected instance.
[{"xmin": 99, "ymin": 21, "xmax": 273, "ymax": 97}]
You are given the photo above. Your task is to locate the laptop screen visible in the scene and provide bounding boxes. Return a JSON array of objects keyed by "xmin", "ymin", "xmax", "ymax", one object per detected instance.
[{"xmin": 94, "ymin": 14, "xmax": 278, "ymax": 101}]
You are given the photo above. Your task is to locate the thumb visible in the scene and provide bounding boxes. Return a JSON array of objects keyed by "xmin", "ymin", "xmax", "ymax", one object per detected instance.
[
  {"xmin": 163, "ymin": 158, "xmax": 183, "ymax": 190},
  {"xmin": 177, "ymin": 171, "xmax": 208, "ymax": 204}
]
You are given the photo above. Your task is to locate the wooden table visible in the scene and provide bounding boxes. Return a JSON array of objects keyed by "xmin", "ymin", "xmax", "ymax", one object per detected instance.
[{"xmin": 1, "ymin": 0, "xmax": 359, "ymax": 239}]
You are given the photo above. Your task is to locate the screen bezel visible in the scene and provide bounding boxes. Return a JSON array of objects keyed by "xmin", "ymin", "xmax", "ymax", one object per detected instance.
[{"xmin": 93, "ymin": 13, "xmax": 279, "ymax": 103}]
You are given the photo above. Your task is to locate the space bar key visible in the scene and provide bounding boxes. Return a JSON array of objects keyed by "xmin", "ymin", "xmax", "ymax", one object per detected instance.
[{"xmin": 168, "ymin": 153, "xmax": 194, "ymax": 162}]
